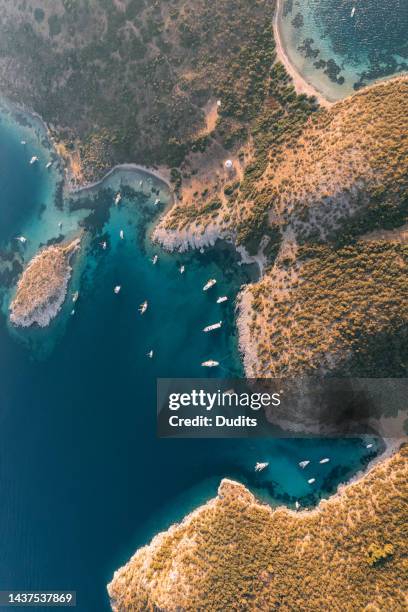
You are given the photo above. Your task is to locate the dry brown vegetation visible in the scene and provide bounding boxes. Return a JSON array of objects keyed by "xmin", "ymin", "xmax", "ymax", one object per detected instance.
[
  {"xmin": 10, "ymin": 238, "xmax": 80, "ymax": 327},
  {"xmin": 241, "ymin": 241, "xmax": 408, "ymax": 377},
  {"xmin": 108, "ymin": 445, "xmax": 408, "ymax": 611},
  {"xmin": 256, "ymin": 77, "xmax": 408, "ymax": 242}
]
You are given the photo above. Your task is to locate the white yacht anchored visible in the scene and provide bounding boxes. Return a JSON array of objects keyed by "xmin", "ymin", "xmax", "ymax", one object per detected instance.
[
  {"xmin": 203, "ymin": 278, "xmax": 217, "ymax": 291},
  {"xmin": 201, "ymin": 360, "xmax": 219, "ymax": 367},
  {"xmin": 119, "ymin": 229, "xmax": 124, "ymax": 240},
  {"xmin": 217, "ymin": 296, "xmax": 228, "ymax": 303},
  {"xmin": 203, "ymin": 321, "xmax": 222, "ymax": 333},
  {"xmin": 351, "ymin": 6, "xmax": 355, "ymax": 17},
  {"xmin": 15, "ymin": 236, "xmax": 27, "ymax": 244},
  {"xmin": 366, "ymin": 443, "xmax": 373, "ymax": 449},
  {"xmin": 21, "ymin": 140, "xmax": 26, "ymax": 145},
  {"xmin": 255, "ymin": 462, "xmax": 269, "ymax": 472},
  {"xmin": 114, "ymin": 285, "xmax": 121, "ymax": 294},
  {"xmin": 307, "ymin": 478, "xmax": 316, "ymax": 485},
  {"xmin": 139, "ymin": 301, "xmax": 148, "ymax": 314},
  {"xmin": 319, "ymin": 458, "xmax": 330, "ymax": 464},
  {"xmin": 152, "ymin": 255, "xmax": 158, "ymax": 264},
  {"xmin": 154, "ymin": 198, "xmax": 160, "ymax": 206},
  {"xmin": 295, "ymin": 501, "xmax": 300, "ymax": 510},
  {"xmin": 71, "ymin": 309, "xmax": 75, "ymax": 316},
  {"xmin": 115, "ymin": 192, "xmax": 122, "ymax": 205},
  {"xmin": 101, "ymin": 241, "xmax": 107, "ymax": 250},
  {"xmin": 147, "ymin": 350, "xmax": 154, "ymax": 359},
  {"xmin": 46, "ymin": 161, "xmax": 52, "ymax": 169},
  {"xmin": 72, "ymin": 291, "xmax": 79, "ymax": 303},
  {"xmin": 29, "ymin": 156, "xmax": 38, "ymax": 165},
  {"xmin": 180, "ymin": 265, "xmax": 185, "ymax": 274},
  {"xmin": 299, "ymin": 460, "xmax": 310, "ymax": 469}
]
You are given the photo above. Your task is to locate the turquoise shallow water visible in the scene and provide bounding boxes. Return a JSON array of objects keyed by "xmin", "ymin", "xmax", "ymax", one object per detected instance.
[
  {"xmin": 278, "ymin": 0, "xmax": 408, "ymax": 100},
  {"xmin": 0, "ymin": 102, "xmax": 381, "ymax": 610}
]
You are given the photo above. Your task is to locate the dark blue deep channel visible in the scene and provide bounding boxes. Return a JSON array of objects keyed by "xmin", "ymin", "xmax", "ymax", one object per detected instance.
[{"xmin": 0, "ymin": 103, "xmax": 381, "ymax": 610}]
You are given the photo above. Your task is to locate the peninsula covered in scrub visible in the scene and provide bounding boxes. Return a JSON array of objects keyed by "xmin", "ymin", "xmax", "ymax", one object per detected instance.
[{"xmin": 108, "ymin": 445, "xmax": 408, "ymax": 611}]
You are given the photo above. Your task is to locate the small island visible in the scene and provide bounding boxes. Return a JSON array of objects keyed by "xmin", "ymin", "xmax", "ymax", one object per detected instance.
[{"xmin": 9, "ymin": 237, "xmax": 81, "ymax": 328}]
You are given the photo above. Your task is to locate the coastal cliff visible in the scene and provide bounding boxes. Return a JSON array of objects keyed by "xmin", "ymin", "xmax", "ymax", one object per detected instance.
[
  {"xmin": 108, "ymin": 445, "xmax": 408, "ymax": 611},
  {"xmin": 9, "ymin": 237, "xmax": 81, "ymax": 328}
]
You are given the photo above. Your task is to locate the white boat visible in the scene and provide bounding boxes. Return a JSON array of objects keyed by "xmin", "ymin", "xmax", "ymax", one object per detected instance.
[
  {"xmin": 154, "ymin": 198, "xmax": 160, "ymax": 206},
  {"xmin": 319, "ymin": 458, "xmax": 330, "ymax": 464},
  {"xmin": 119, "ymin": 230, "xmax": 124, "ymax": 240},
  {"xmin": 351, "ymin": 6, "xmax": 355, "ymax": 17},
  {"xmin": 139, "ymin": 300, "xmax": 148, "ymax": 314},
  {"xmin": 114, "ymin": 285, "xmax": 121, "ymax": 294},
  {"xmin": 72, "ymin": 291, "xmax": 79, "ymax": 303},
  {"xmin": 101, "ymin": 241, "xmax": 107, "ymax": 250},
  {"xmin": 21, "ymin": 140, "xmax": 26, "ymax": 145},
  {"xmin": 46, "ymin": 161, "xmax": 52, "ymax": 169},
  {"xmin": 201, "ymin": 360, "xmax": 219, "ymax": 367},
  {"xmin": 180, "ymin": 265, "xmax": 185, "ymax": 274},
  {"xmin": 15, "ymin": 236, "xmax": 27, "ymax": 244},
  {"xmin": 295, "ymin": 501, "xmax": 300, "ymax": 510},
  {"xmin": 152, "ymin": 255, "xmax": 158, "ymax": 264},
  {"xmin": 203, "ymin": 278, "xmax": 217, "ymax": 291},
  {"xmin": 147, "ymin": 350, "xmax": 154, "ymax": 359},
  {"xmin": 58, "ymin": 222, "xmax": 63, "ymax": 229},
  {"xmin": 217, "ymin": 296, "xmax": 228, "ymax": 304},
  {"xmin": 29, "ymin": 156, "xmax": 38, "ymax": 165},
  {"xmin": 70, "ymin": 309, "xmax": 75, "ymax": 316},
  {"xmin": 139, "ymin": 180, "xmax": 143, "ymax": 187},
  {"xmin": 203, "ymin": 321, "xmax": 222, "ymax": 333},
  {"xmin": 366, "ymin": 443, "xmax": 374, "ymax": 449},
  {"xmin": 114, "ymin": 192, "xmax": 122, "ymax": 205},
  {"xmin": 308, "ymin": 478, "xmax": 316, "ymax": 485},
  {"xmin": 255, "ymin": 462, "xmax": 269, "ymax": 472},
  {"xmin": 299, "ymin": 460, "xmax": 310, "ymax": 469}
]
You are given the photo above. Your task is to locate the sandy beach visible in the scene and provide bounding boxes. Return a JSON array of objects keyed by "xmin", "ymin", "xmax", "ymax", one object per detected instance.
[{"xmin": 273, "ymin": 0, "xmax": 334, "ymax": 108}]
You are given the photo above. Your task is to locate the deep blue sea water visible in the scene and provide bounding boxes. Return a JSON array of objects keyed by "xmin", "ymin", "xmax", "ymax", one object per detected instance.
[
  {"xmin": 279, "ymin": 0, "xmax": 408, "ymax": 100},
  {"xmin": 0, "ymin": 103, "xmax": 382, "ymax": 610}
]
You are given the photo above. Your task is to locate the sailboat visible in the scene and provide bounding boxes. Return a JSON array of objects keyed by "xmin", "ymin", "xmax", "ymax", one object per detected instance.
[
  {"xmin": 152, "ymin": 255, "xmax": 158, "ymax": 264},
  {"xmin": 147, "ymin": 350, "xmax": 154, "ymax": 359},
  {"xmin": 139, "ymin": 301, "xmax": 148, "ymax": 314},
  {"xmin": 180, "ymin": 265, "xmax": 185, "ymax": 274},
  {"xmin": 203, "ymin": 321, "xmax": 222, "ymax": 333},
  {"xmin": 299, "ymin": 460, "xmax": 310, "ymax": 469},
  {"xmin": 15, "ymin": 236, "xmax": 27, "ymax": 244},
  {"xmin": 119, "ymin": 230, "xmax": 124, "ymax": 240},
  {"xmin": 201, "ymin": 360, "xmax": 219, "ymax": 367},
  {"xmin": 255, "ymin": 462, "xmax": 269, "ymax": 472},
  {"xmin": 351, "ymin": 6, "xmax": 356, "ymax": 17},
  {"xmin": 114, "ymin": 285, "xmax": 121, "ymax": 294},
  {"xmin": 217, "ymin": 296, "xmax": 228, "ymax": 303},
  {"xmin": 319, "ymin": 458, "xmax": 330, "ymax": 464},
  {"xmin": 114, "ymin": 192, "xmax": 122, "ymax": 206},
  {"xmin": 203, "ymin": 278, "xmax": 216, "ymax": 291},
  {"xmin": 29, "ymin": 156, "xmax": 38, "ymax": 165},
  {"xmin": 72, "ymin": 291, "xmax": 79, "ymax": 303}
]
